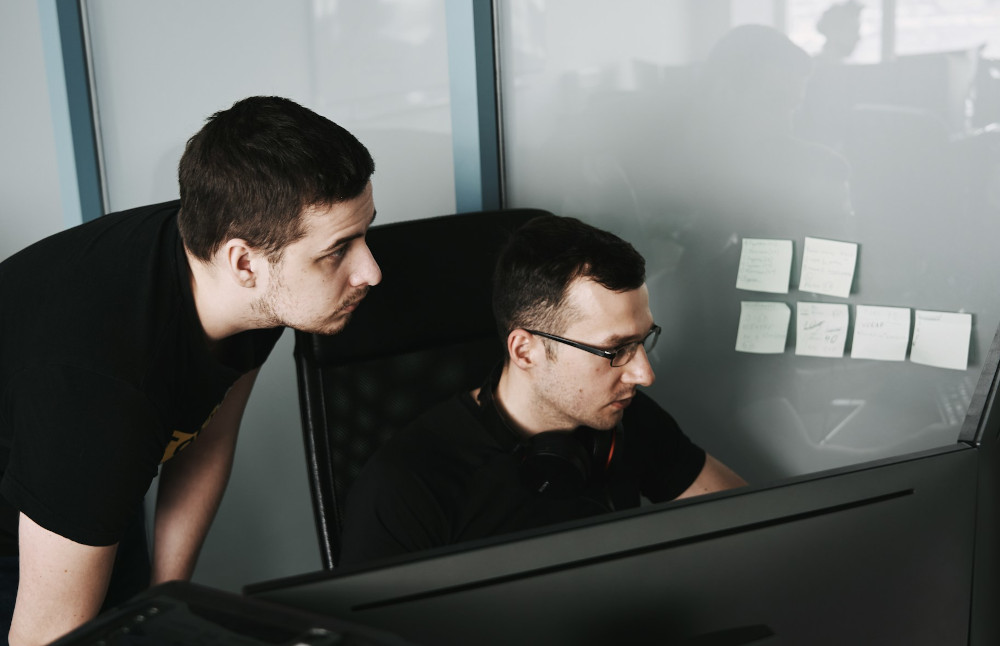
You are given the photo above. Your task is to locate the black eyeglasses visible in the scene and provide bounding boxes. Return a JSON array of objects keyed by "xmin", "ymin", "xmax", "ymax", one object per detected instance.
[{"xmin": 525, "ymin": 325, "xmax": 661, "ymax": 367}]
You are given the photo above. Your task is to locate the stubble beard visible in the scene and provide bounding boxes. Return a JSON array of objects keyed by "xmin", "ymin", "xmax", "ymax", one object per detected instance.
[
  {"xmin": 312, "ymin": 286, "xmax": 369, "ymax": 336},
  {"xmin": 532, "ymin": 378, "xmax": 626, "ymax": 432},
  {"xmin": 249, "ymin": 273, "xmax": 282, "ymax": 329},
  {"xmin": 251, "ymin": 280, "xmax": 369, "ymax": 336}
]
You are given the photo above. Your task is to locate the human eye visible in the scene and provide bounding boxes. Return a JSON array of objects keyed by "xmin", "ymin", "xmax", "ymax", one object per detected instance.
[
  {"xmin": 321, "ymin": 244, "xmax": 348, "ymax": 262},
  {"xmin": 611, "ymin": 341, "xmax": 639, "ymax": 365}
]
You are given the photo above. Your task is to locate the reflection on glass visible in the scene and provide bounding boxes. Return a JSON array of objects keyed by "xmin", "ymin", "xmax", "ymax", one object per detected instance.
[
  {"xmin": 789, "ymin": 0, "xmax": 882, "ymax": 63},
  {"xmin": 499, "ymin": 1, "xmax": 1000, "ymax": 486}
]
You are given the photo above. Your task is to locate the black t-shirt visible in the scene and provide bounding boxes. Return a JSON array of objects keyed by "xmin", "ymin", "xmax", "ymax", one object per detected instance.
[
  {"xmin": 340, "ymin": 390, "xmax": 706, "ymax": 566},
  {"xmin": 0, "ymin": 201, "xmax": 283, "ymax": 550}
]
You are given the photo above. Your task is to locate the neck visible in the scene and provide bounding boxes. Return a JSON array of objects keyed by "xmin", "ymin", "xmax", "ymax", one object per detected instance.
[
  {"xmin": 187, "ymin": 250, "xmax": 257, "ymax": 342},
  {"xmin": 493, "ymin": 365, "xmax": 566, "ymax": 436}
]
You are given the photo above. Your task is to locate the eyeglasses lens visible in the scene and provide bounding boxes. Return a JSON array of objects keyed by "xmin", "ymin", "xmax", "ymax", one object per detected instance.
[
  {"xmin": 611, "ymin": 327, "xmax": 660, "ymax": 367},
  {"xmin": 644, "ymin": 327, "xmax": 660, "ymax": 353}
]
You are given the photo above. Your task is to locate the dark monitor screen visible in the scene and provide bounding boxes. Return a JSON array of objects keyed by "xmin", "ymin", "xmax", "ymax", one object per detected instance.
[{"xmin": 246, "ymin": 442, "xmax": 979, "ymax": 646}]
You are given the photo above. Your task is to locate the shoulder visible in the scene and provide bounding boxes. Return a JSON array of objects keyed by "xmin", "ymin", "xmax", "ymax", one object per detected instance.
[
  {"xmin": 621, "ymin": 391, "xmax": 704, "ymax": 460},
  {"xmin": 373, "ymin": 394, "xmax": 488, "ymax": 465},
  {"xmin": 1, "ymin": 201, "xmax": 179, "ymax": 267},
  {"xmin": 2, "ymin": 203, "xmax": 201, "ymax": 408},
  {"xmin": 621, "ymin": 393, "xmax": 708, "ymax": 502},
  {"xmin": 417, "ymin": 393, "xmax": 489, "ymax": 444},
  {"xmin": 342, "ymin": 396, "xmax": 476, "ymax": 558},
  {"xmin": 349, "ymin": 392, "xmax": 498, "ymax": 506},
  {"xmin": 0, "ymin": 200, "xmax": 185, "ymax": 349},
  {"xmin": 623, "ymin": 391, "xmax": 682, "ymax": 431}
]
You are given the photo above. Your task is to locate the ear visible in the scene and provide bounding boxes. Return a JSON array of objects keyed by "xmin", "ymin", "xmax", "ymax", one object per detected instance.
[
  {"xmin": 221, "ymin": 239, "xmax": 259, "ymax": 288},
  {"xmin": 507, "ymin": 329, "xmax": 543, "ymax": 370}
]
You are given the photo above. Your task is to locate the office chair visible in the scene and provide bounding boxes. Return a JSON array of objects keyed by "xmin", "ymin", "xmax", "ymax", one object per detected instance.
[{"xmin": 294, "ymin": 208, "xmax": 551, "ymax": 569}]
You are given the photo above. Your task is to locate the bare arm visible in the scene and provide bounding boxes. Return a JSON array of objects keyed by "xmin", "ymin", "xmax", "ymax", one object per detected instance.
[
  {"xmin": 9, "ymin": 514, "xmax": 117, "ymax": 646},
  {"xmin": 151, "ymin": 368, "xmax": 259, "ymax": 584},
  {"xmin": 675, "ymin": 454, "xmax": 747, "ymax": 500}
]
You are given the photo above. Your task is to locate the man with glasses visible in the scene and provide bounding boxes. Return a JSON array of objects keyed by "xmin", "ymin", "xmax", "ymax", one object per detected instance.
[{"xmin": 339, "ymin": 215, "xmax": 744, "ymax": 566}]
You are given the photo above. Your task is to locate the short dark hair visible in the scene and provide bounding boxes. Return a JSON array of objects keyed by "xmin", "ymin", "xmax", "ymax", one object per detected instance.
[
  {"xmin": 178, "ymin": 96, "xmax": 375, "ymax": 262},
  {"xmin": 492, "ymin": 215, "xmax": 646, "ymax": 344}
]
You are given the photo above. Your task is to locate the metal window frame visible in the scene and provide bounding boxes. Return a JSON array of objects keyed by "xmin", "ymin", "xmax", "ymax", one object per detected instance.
[
  {"xmin": 45, "ymin": 0, "xmax": 507, "ymax": 222},
  {"xmin": 39, "ymin": 0, "xmax": 104, "ymax": 224}
]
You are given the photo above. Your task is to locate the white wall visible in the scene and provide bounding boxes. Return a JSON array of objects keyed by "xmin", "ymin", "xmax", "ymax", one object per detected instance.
[{"xmin": 0, "ymin": 2, "xmax": 64, "ymax": 262}]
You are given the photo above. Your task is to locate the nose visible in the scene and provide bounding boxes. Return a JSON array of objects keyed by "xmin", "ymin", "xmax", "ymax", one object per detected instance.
[
  {"xmin": 622, "ymin": 345, "xmax": 655, "ymax": 387},
  {"xmin": 351, "ymin": 242, "xmax": 382, "ymax": 288}
]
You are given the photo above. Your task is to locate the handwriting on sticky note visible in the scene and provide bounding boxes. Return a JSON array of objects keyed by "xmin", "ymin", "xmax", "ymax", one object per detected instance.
[
  {"xmin": 798, "ymin": 237, "xmax": 858, "ymax": 298},
  {"xmin": 736, "ymin": 239, "xmax": 792, "ymax": 294},
  {"xmin": 851, "ymin": 305, "xmax": 910, "ymax": 361},
  {"xmin": 910, "ymin": 310, "xmax": 972, "ymax": 371},
  {"xmin": 736, "ymin": 302, "xmax": 790, "ymax": 354},
  {"xmin": 796, "ymin": 302, "xmax": 849, "ymax": 358}
]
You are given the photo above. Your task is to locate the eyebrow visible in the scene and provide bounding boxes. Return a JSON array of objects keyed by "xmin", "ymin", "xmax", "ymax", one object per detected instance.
[
  {"xmin": 600, "ymin": 325, "xmax": 654, "ymax": 348},
  {"xmin": 600, "ymin": 334, "xmax": 640, "ymax": 349},
  {"xmin": 317, "ymin": 209, "xmax": 377, "ymax": 257}
]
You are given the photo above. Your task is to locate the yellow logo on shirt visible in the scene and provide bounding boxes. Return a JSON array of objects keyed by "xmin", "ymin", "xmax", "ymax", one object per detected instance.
[{"xmin": 161, "ymin": 402, "xmax": 221, "ymax": 463}]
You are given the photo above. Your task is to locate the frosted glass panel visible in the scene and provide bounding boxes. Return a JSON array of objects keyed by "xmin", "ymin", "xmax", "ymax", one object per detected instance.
[
  {"xmin": 84, "ymin": 0, "xmax": 455, "ymax": 223},
  {"xmin": 497, "ymin": 0, "xmax": 1000, "ymax": 482}
]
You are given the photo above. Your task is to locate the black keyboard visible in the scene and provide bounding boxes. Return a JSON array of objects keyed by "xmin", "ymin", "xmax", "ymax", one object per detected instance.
[{"xmin": 49, "ymin": 581, "xmax": 416, "ymax": 646}]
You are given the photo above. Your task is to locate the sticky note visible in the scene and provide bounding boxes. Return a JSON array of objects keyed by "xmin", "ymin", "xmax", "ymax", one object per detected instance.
[
  {"xmin": 736, "ymin": 239, "xmax": 792, "ymax": 294},
  {"xmin": 851, "ymin": 305, "xmax": 910, "ymax": 362},
  {"xmin": 910, "ymin": 310, "xmax": 972, "ymax": 371},
  {"xmin": 798, "ymin": 237, "xmax": 858, "ymax": 298},
  {"xmin": 796, "ymin": 302, "xmax": 849, "ymax": 358},
  {"xmin": 736, "ymin": 301, "xmax": 791, "ymax": 354}
]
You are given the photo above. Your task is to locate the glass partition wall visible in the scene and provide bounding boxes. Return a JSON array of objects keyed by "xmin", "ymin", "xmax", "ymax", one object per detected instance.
[{"xmin": 497, "ymin": 0, "xmax": 1000, "ymax": 483}]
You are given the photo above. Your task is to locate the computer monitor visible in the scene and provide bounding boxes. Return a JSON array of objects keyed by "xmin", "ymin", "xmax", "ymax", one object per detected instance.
[
  {"xmin": 246, "ymin": 450, "xmax": 987, "ymax": 644},
  {"xmin": 246, "ymin": 328, "xmax": 1000, "ymax": 646}
]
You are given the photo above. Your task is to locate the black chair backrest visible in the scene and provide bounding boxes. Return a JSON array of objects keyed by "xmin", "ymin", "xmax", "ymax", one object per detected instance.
[{"xmin": 294, "ymin": 208, "xmax": 550, "ymax": 568}]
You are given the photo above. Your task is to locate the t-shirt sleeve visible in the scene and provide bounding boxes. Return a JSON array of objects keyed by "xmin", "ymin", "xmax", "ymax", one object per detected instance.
[
  {"xmin": 625, "ymin": 392, "xmax": 706, "ymax": 502},
  {"xmin": 1, "ymin": 364, "xmax": 167, "ymax": 546}
]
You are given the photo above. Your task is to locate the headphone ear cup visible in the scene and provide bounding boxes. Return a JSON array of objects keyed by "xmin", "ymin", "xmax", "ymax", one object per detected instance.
[
  {"xmin": 519, "ymin": 431, "xmax": 592, "ymax": 497},
  {"xmin": 519, "ymin": 425, "xmax": 622, "ymax": 497}
]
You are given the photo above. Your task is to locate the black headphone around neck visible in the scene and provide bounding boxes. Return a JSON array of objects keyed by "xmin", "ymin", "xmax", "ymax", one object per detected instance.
[{"xmin": 475, "ymin": 365, "xmax": 621, "ymax": 498}]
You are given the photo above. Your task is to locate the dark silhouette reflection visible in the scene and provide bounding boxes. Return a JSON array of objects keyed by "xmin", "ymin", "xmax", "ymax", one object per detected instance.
[
  {"xmin": 650, "ymin": 25, "xmax": 862, "ymax": 481},
  {"xmin": 797, "ymin": 2, "xmax": 866, "ymax": 150},
  {"xmin": 816, "ymin": 0, "xmax": 864, "ymax": 63},
  {"xmin": 660, "ymin": 22, "xmax": 1000, "ymax": 482},
  {"xmin": 954, "ymin": 124, "xmax": 1000, "ymax": 219},
  {"xmin": 673, "ymin": 24, "xmax": 854, "ymax": 231}
]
